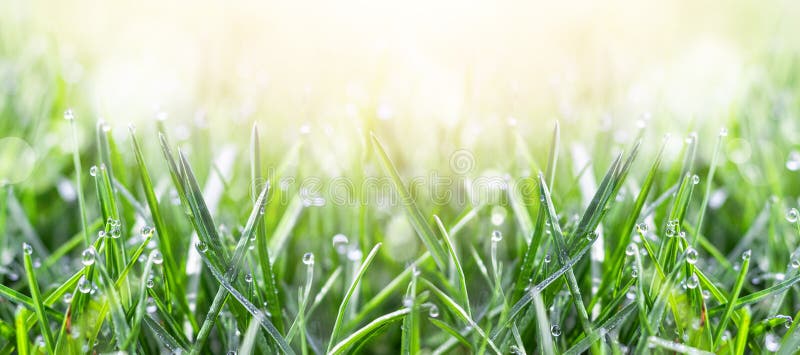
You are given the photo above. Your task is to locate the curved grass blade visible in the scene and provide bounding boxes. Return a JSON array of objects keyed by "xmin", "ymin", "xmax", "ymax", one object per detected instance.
[
  {"xmin": 434, "ymin": 215, "xmax": 470, "ymax": 317},
  {"xmin": 22, "ymin": 244, "xmax": 54, "ymax": 352},
  {"xmin": 328, "ymin": 308, "xmax": 410, "ymax": 354},
  {"xmin": 371, "ymin": 133, "xmax": 448, "ymax": 270},
  {"xmin": 428, "ymin": 318, "xmax": 473, "ymax": 352},
  {"xmin": 327, "ymin": 243, "xmax": 382, "ymax": 352}
]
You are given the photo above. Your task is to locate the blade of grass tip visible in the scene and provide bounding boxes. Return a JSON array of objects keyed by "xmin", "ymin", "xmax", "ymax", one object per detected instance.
[
  {"xmin": 538, "ymin": 173, "xmax": 594, "ymax": 337},
  {"xmin": 401, "ymin": 269, "xmax": 420, "ymax": 355},
  {"xmin": 428, "ymin": 317, "xmax": 473, "ymax": 351},
  {"xmin": 287, "ymin": 267, "xmax": 342, "ymax": 342},
  {"xmin": 691, "ymin": 129, "xmax": 725, "ymax": 246},
  {"xmin": 65, "ymin": 110, "xmax": 91, "ymax": 246},
  {"xmin": 129, "ymin": 126, "xmax": 183, "ymax": 307},
  {"xmin": 251, "ymin": 123, "xmax": 285, "ymax": 334},
  {"xmin": 647, "ymin": 336, "xmax": 715, "ymax": 355},
  {"xmin": 192, "ymin": 184, "xmax": 272, "ymax": 353},
  {"xmin": 707, "ymin": 274, "xmax": 800, "ymax": 315},
  {"xmin": 329, "ymin": 308, "xmax": 411, "ymax": 354},
  {"xmin": 531, "ymin": 290, "xmax": 556, "ymax": 355},
  {"xmin": 570, "ymin": 152, "xmax": 623, "ymax": 247},
  {"xmin": 178, "ymin": 150, "xmax": 228, "ymax": 260},
  {"xmin": 434, "ymin": 215, "xmax": 471, "ymax": 317},
  {"xmin": 371, "ymin": 133, "xmax": 448, "ymax": 271},
  {"xmin": 421, "ymin": 279, "xmax": 501, "ymax": 354},
  {"xmin": 349, "ymin": 253, "xmax": 432, "ymax": 329},
  {"xmin": 712, "ymin": 251, "xmax": 750, "ymax": 348},
  {"xmin": 22, "ymin": 243, "xmax": 54, "ymax": 352},
  {"xmin": 327, "ymin": 243, "xmax": 382, "ymax": 353},
  {"xmin": 607, "ymin": 136, "xmax": 667, "ymax": 294}
]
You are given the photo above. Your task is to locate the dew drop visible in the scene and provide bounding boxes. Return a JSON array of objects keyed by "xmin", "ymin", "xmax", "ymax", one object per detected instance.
[
  {"xmin": 631, "ymin": 266, "xmax": 639, "ymax": 278},
  {"xmin": 196, "ymin": 241, "xmax": 208, "ymax": 253},
  {"xmin": 719, "ymin": 127, "xmax": 728, "ymax": 137},
  {"xmin": 550, "ymin": 324, "xmax": 561, "ymax": 337},
  {"xmin": 146, "ymin": 278, "xmax": 155, "ymax": 289},
  {"xmin": 791, "ymin": 257, "xmax": 800, "ymax": 269},
  {"xmin": 109, "ymin": 226, "xmax": 121, "ymax": 239},
  {"xmin": 765, "ymin": 332, "xmax": 780, "ymax": 352},
  {"xmin": 786, "ymin": 208, "xmax": 799, "ymax": 223},
  {"xmin": 636, "ymin": 223, "xmax": 648, "ymax": 234},
  {"xmin": 490, "ymin": 206, "xmax": 506, "ymax": 226},
  {"xmin": 491, "ymin": 230, "xmax": 503, "ymax": 242},
  {"xmin": 685, "ymin": 274, "xmax": 699, "ymax": 289},
  {"xmin": 81, "ymin": 247, "xmax": 96, "ymax": 266},
  {"xmin": 140, "ymin": 226, "xmax": 154, "ymax": 237},
  {"xmin": 89, "ymin": 165, "xmax": 98, "ymax": 177},
  {"xmin": 151, "ymin": 251, "xmax": 163, "ymax": 265},
  {"xmin": 702, "ymin": 289, "xmax": 711, "ymax": 300},
  {"xmin": 544, "ymin": 254, "xmax": 552, "ymax": 264},
  {"xmin": 685, "ymin": 247, "xmax": 699, "ymax": 264},
  {"xmin": 302, "ymin": 252, "xmax": 315, "ymax": 265},
  {"xmin": 625, "ymin": 243, "xmax": 637, "ymax": 256},
  {"xmin": 98, "ymin": 230, "xmax": 107, "ymax": 239},
  {"xmin": 741, "ymin": 249, "xmax": 751, "ymax": 261},
  {"xmin": 428, "ymin": 304, "xmax": 439, "ymax": 318},
  {"xmin": 244, "ymin": 273, "xmax": 253, "ymax": 283},
  {"xmin": 77, "ymin": 276, "xmax": 92, "ymax": 293},
  {"xmin": 402, "ymin": 296, "xmax": 413, "ymax": 308},
  {"xmin": 64, "ymin": 109, "xmax": 75, "ymax": 121},
  {"xmin": 22, "ymin": 243, "xmax": 33, "ymax": 255},
  {"xmin": 786, "ymin": 151, "xmax": 800, "ymax": 171},
  {"xmin": 332, "ymin": 234, "xmax": 349, "ymax": 254},
  {"xmin": 691, "ymin": 174, "xmax": 700, "ymax": 185},
  {"xmin": 347, "ymin": 249, "xmax": 363, "ymax": 262},
  {"xmin": 509, "ymin": 345, "xmax": 521, "ymax": 354}
]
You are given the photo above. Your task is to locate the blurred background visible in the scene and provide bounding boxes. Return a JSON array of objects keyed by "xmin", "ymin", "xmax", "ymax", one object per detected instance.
[{"xmin": 1, "ymin": 0, "xmax": 800, "ymax": 242}]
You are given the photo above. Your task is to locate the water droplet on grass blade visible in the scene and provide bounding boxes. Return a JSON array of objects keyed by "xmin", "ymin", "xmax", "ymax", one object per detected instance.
[
  {"xmin": 332, "ymin": 234, "xmax": 349, "ymax": 254},
  {"xmin": 146, "ymin": 278, "xmax": 155, "ymax": 288},
  {"xmin": 64, "ymin": 109, "xmax": 75, "ymax": 121},
  {"xmin": 786, "ymin": 208, "xmax": 799, "ymax": 223},
  {"xmin": 692, "ymin": 175, "xmax": 700, "ymax": 185},
  {"xmin": 491, "ymin": 230, "xmax": 502, "ymax": 242},
  {"xmin": 22, "ymin": 243, "xmax": 33, "ymax": 255},
  {"xmin": 196, "ymin": 241, "xmax": 208, "ymax": 253},
  {"xmin": 786, "ymin": 151, "xmax": 800, "ymax": 171},
  {"xmin": 685, "ymin": 247, "xmax": 699, "ymax": 264},
  {"xmin": 244, "ymin": 273, "xmax": 253, "ymax": 283},
  {"xmin": 742, "ymin": 249, "xmax": 751, "ymax": 261},
  {"xmin": 302, "ymin": 252, "xmax": 315, "ymax": 265},
  {"xmin": 636, "ymin": 223, "xmax": 648, "ymax": 234},
  {"xmin": 544, "ymin": 254, "xmax": 552, "ymax": 263},
  {"xmin": 428, "ymin": 304, "xmax": 439, "ymax": 317},
  {"xmin": 78, "ymin": 276, "xmax": 91, "ymax": 293},
  {"xmin": 152, "ymin": 251, "xmax": 163, "ymax": 265},
  {"xmin": 63, "ymin": 292, "xmax": 73, "ymax": 304},
  {"xmin": 685, "ymin": 274, "xmax": 699, "ymax": 289},
  {"xmin": 140, "ymin": 226, "xmax": 154, "ymax": 237},
  {"xmin": 631, "ymin": 266, "xmax": 639, "ymax": 278},
  {"xmin": 550, "ymin": 324, "xmax": 561, "ymax": 337},
  {"xmin": 490, "ymin": 206, "xmax": 506, "ymax": 226},
  {"xmin": 625, "ymin": 243, "xmax": 637, "ymax": 256},
  {"xmin": 791, "ymin": 257, "xmax": 800, "ymax": 269},
  {"xmin": 89, "ymin": 166, "xmax": 98, "ymax": 177},
  {"xmin": 81, "ymin": 247, "xmax": 96, "ymax": 266}
]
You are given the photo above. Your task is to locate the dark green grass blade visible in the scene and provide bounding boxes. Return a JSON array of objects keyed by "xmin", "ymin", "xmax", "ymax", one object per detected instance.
[
  {"xmin": 428, "ymin": 317, "xmax": 473, "ymax": 352},
  {"xmin": 371, "ymin": 133, "xmax": 449, "ymax": 270}
]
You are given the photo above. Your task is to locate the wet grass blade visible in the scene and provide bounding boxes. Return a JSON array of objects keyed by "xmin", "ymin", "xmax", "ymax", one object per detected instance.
[
  {"xmin": 329, "ymin": 308, "xmax": 410, "ymax": 354},
  {"xmin": 434, "ymin": 215, "xmax": 470, "ymax": 317},
  {"xmin": 712, "ymin": 252, "xmax": 749, "ymax": 347},
  {"xmin": 371, "ymin": 133, "xmax": 449, "ymax": 270},
  {"xmin": 22, "ymin": 244, "xmax": 54, "ymax": 352}
]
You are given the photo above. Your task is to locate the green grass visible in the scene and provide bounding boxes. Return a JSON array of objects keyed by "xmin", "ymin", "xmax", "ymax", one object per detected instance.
[
  {"xmin": 1, "ymin": 36, "xmax": 800, "ymax": 353},
  {"xmin": 1, "ymin": 111, "xmax": 800, "ymax": 355}
]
